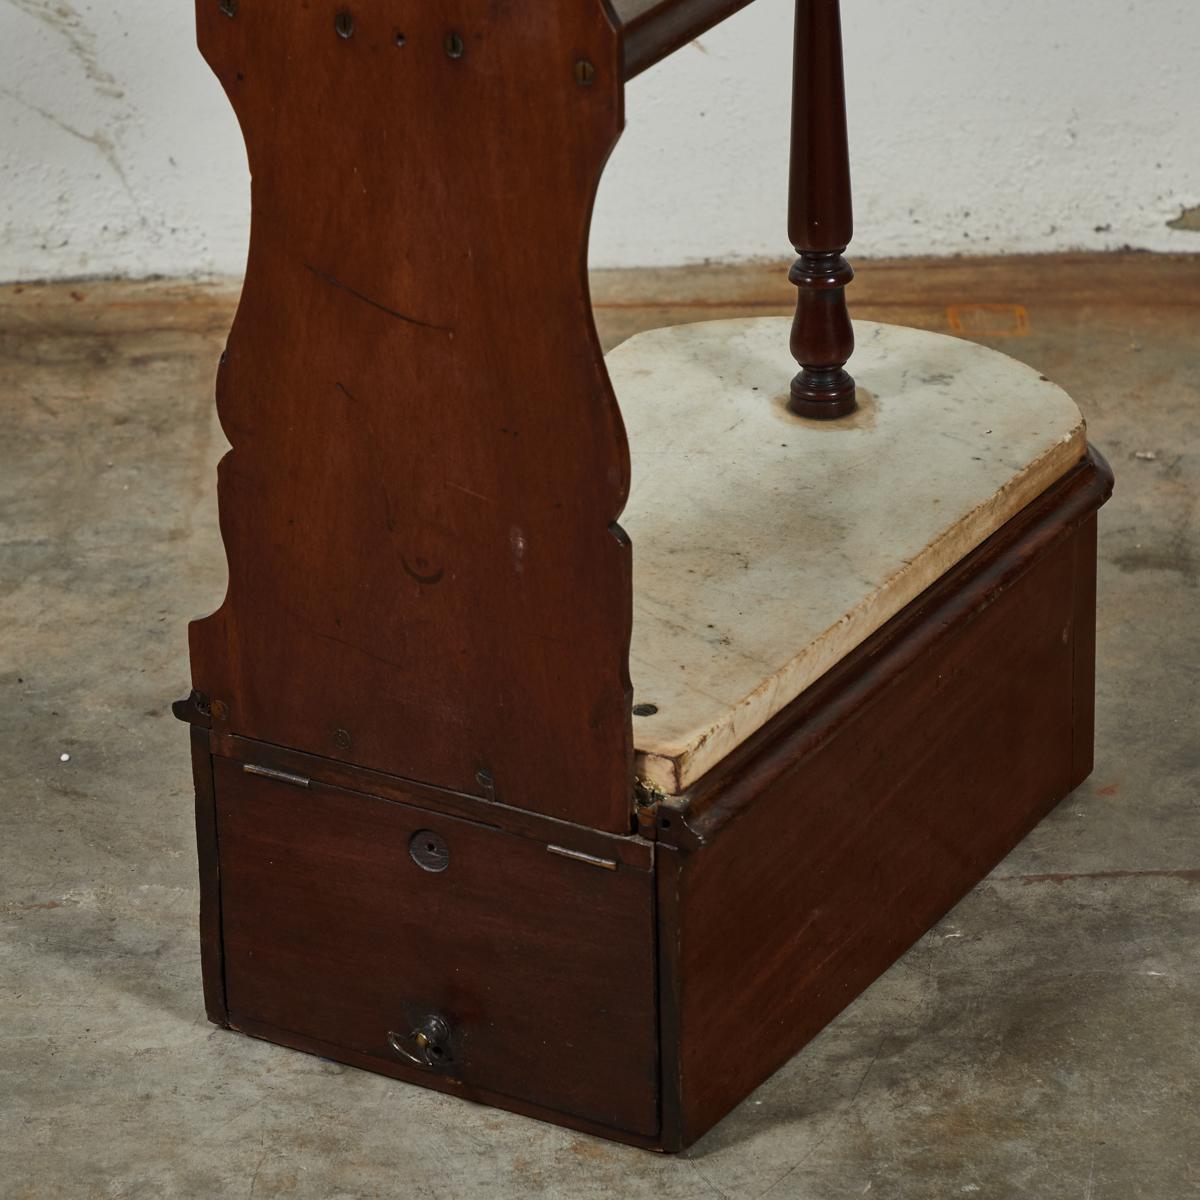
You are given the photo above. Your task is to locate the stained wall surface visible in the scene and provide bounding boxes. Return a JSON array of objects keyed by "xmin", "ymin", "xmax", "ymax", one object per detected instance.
[{"xmin": 1, "ymin": 0, "xmax": 1199, "ymax": 280}]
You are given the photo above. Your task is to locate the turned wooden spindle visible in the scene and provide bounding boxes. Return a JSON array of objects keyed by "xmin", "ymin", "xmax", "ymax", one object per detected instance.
[{"xmin": 788, "ymin": 0, "xmax": 856, "ymax": 419}]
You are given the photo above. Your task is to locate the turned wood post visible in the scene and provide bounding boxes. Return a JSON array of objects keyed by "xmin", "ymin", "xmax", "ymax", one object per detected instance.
[{"xmin": 788, "ymin": 0, "xmax": 856, "ymax": 419}]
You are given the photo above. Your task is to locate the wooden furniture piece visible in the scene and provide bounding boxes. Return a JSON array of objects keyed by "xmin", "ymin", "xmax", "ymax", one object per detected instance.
[{"xmin": 176, "ymin": 0, "xmax": 1113, "ymax": 1151}]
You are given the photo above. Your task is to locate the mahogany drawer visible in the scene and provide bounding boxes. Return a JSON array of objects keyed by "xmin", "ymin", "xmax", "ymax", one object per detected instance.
[{"xmin": 212, "ymin": 756, "xmax": 659, "ymax": 1138}]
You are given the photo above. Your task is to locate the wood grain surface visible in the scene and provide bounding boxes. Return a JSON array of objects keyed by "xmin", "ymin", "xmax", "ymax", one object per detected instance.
[
  {"xmin": 656, "ymin": 450, "xmax": 1113, "ymax": 1146},
  {"xmin": 190, "ymin": 0, "xmax": 635, "ymax": 831},
  {"xmin": 214, "ymin": 756, "xmax": 660, "ymax": 1136}
]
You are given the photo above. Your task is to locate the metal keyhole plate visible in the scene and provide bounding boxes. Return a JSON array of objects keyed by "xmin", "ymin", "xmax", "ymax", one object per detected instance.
[
  {"xmin": 410, "ymin": 829, "xmax": 449, "ymax": 872},
  {"xmin": 388, "ymin": 1015, "xmax": 453, "ymax": 1069}
]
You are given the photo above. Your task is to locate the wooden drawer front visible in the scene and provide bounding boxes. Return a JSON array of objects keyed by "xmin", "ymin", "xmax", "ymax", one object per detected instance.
[{"xmin": 213, "ymin": 758, "xmax": 658, "ymax": 1136}]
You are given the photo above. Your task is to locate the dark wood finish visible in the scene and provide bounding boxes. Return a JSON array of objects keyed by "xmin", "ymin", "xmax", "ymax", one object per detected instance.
[
  {"xmin": 190, "ymin": 0, "xmax": 634, "ymax": 833},
  {"xmin": 655, "ymin": 450, "xmax": 1113, "ymax": 1146},
  {"xmin": 654, "ymin": 842, "xmax": 687, "ymax": 1153},
  {"xmin": 1070, "ymin": 514, "xmax": 1100, "ymax": 790},
  {"xmin": 187, "ymin": 451, "xmax": 1110, "ymax": 1151},
  {"xmin": 208, "ymin": 732, "xmax": 654, "ymax": 871},
  {"xmin": 190, "ymin": 724, "xmax": 227, "ymax": 1026},
  {"xmin": 181, "ymin": 0, "xmax": 1114, "ymax": 1153},
  {"xmin": 611, "ymin": 0, "xmax": 760, "ymax": 79},
  {"xmin": 788, "ymin": 0, "xmax": 856, "ymax": 418},
  {"xmin": 227, "ymin": 1015, "xmax": 666, "ymax": 1151},
  {"xmin": 212, "ymin": 756, "xmax": 659, "ymax": 1137}
]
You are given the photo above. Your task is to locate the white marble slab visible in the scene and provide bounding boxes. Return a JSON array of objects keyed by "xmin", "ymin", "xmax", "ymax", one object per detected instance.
[{"xmin": 611, "ymin": 318, "xmax": 1086, "ymax": 796}]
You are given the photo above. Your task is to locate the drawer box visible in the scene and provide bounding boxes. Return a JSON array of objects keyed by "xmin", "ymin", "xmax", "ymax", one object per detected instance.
[{"xmin": 210, "ymin": 757, "xmax": 659, "ymax": 1139}]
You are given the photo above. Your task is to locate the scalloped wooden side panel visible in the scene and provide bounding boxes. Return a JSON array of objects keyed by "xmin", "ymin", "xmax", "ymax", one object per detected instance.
[{"xmin": 189, "ymin": 0, "xmax": 634, "ymax": 831}]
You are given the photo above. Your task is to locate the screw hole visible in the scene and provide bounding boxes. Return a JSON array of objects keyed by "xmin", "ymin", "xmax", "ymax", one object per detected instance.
[
  {"xmin": 573, "ymin": 59, "xmax": 595, "ymax": 86},
  {"xmin": 394, "ymin": 31, "xmax": 406, "ymax": 46},
  {"xmin": 335, "ymin": 11, "xmax": 354, "ymax": 39},
  {"xmin": 633, "ymin": 703, "xmax": 658, "ymax": 717},
  {"xmin": 660, "ymin": 817, "xmax": 671, "ymax": 828},
  {"xmin": 410, "ymin": 830, "xmax": 449, "ymax": 873},
  {"xmin": 444, "ymin": 31, "xmax": 464, "ymax": 58},
  {"xmin": 218, "ymin": 0, "xmax": 236, "ymax": 16}
]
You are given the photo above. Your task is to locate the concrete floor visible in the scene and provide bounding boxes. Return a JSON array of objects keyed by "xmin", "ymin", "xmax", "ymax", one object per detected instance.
[{"xmin": 1, "ymin": 254, "xmax": 1197, "ymax": 1198}]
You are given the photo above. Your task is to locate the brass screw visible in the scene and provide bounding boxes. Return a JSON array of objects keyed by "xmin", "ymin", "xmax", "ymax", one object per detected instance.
[
  {"xmin": 574, "ymin": 59, "xmax": 595, "ymax": 85},
  {"xmin": 218, "ymin": 0, "xmax": 236, "ymax": 16},
  {"xmin": 444, "ymin": 31, "xmax": 464, "ymax": 59},
  {"xmin": 335, "ymin": 11, "xmax": 354, "ymax": 39}
]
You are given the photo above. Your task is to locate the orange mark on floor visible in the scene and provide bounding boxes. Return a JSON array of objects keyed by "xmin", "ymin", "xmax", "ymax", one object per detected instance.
[{"xmin": 947, "ymin": 303, "xmax": 1030, "ymax": 338}]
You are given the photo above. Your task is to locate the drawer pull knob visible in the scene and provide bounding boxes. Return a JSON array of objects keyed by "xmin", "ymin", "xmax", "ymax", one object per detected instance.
[{"xmin": 388, "ymin": 1015, "xmax": 452, "ymax": 1069}]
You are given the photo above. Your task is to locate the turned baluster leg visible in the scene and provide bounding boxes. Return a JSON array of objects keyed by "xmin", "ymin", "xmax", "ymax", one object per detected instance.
[{"xmin": 788, "ymin": 0, "xmax": 857, "ymax": 419}]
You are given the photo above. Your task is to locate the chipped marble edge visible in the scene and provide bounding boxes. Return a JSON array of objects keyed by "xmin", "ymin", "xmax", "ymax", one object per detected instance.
[{"xmin": 633, "ymin": 420, "xmax": 1089, "ymax": 798}]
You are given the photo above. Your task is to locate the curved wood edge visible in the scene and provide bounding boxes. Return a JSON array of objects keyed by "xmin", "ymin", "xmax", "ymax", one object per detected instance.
[
  {"xmin": 187, "ymin": 0, "xmax": 637, "ymax": 832},
  {"xmin": 663, "ymin": 444, "xmax": 1114, "ymax": 848}
]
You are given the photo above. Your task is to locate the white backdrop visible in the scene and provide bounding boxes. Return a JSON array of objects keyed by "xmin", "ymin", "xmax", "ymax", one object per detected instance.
[{"xmin": 1, "ymin": 0, "xmax": 1198, "ymax": 281}]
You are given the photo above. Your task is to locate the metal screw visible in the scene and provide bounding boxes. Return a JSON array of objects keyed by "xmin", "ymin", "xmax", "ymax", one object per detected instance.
[
  {"xmin": 394, "ymin": 31, "xmax": 406, "ymax": 47},
  {"xmin": 218, "ymin": 0, "xmax": 236, "ymax": 16},
  {"xmin": 633, "ymin": 703, "xmax": 658, "ymax": 717},
  {"xmin": 410, "ymin": 830, "xmax": 450, "ymax": 873},
  {"xmin": 333, "ymin": 728, "xmax": 352, "ymax": 749},
  {"xmin": 444, "ymin": 31, "xmax": 464, "ymax": 59},
  {"xmin": 574, "ymin": 59, "xmax": 595, "ymax": 85},
  {"xmin": 335, "ymin": 11, "xmax": 354, "ymax": 39}
]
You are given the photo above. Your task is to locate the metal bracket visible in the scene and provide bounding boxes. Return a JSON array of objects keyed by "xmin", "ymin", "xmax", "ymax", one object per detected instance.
[{"xmin": 171, "ymin": 689, "xmax": 212, "ymax": 727}]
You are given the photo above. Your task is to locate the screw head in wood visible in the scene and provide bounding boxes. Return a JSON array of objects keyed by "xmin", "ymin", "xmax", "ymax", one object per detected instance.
[
  {"xmin": 410, "ymin": 830, "xmax": 450, "ymax": 873},
  {"xmin": 333, "ymin": 728, "xmax": 352, "ymax": 749},
  {"xmin": 218, "ymin": 0, "xmax": 236, "ymax": 16},
  {"xmin": 444, "ymin": 31, "xmax": 464, "ymax": 59},
  {"xmin": 334, "ymin": 11, "xmax": 354, "ymax": 39},
  {"xmin": 574, "ymin": 59, "xmax": 595, "ymax": 85}
]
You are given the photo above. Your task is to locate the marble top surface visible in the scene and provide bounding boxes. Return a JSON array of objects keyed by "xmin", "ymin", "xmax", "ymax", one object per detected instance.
[{"xmin": 612, "ymin": 318, "xmax": 1087, "ymax": 796}]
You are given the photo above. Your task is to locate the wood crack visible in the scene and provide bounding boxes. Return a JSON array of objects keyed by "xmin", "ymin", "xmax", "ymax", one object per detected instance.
[{"xmin": 304, "ymin": 264, "xmax": 452, "ymax": 334}]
